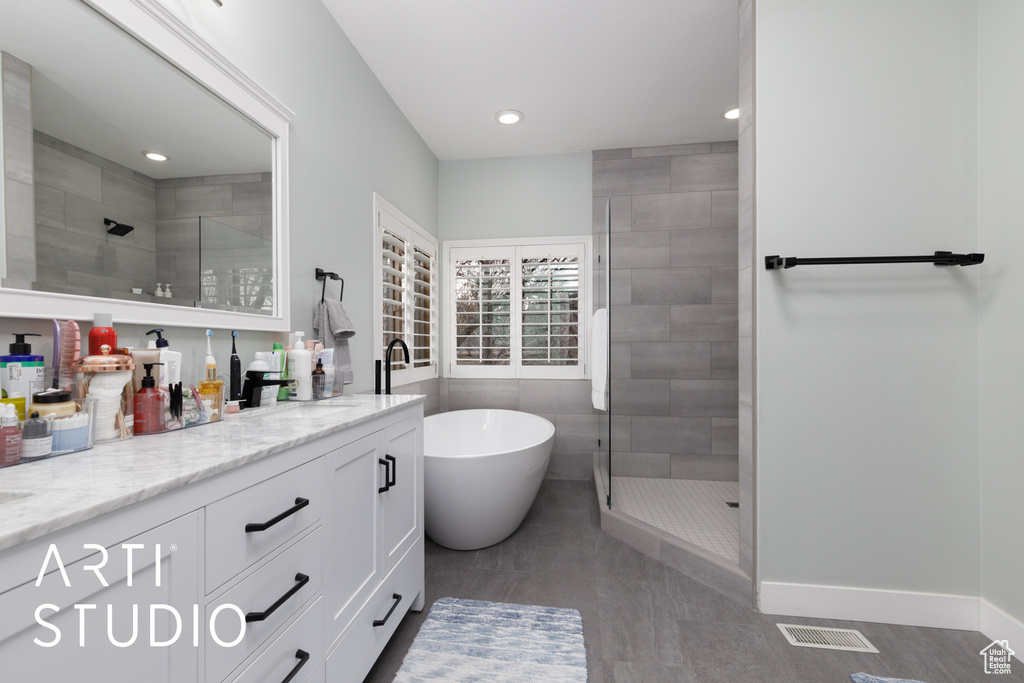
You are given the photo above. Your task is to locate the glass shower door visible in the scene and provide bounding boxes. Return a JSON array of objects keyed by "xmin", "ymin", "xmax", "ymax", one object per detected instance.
[{"xmin": 595, "ymin": 198, "xmax": 612, "ymax": 507}]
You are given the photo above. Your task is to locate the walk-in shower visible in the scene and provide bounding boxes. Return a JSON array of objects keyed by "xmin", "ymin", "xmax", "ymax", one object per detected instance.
[{"xmin": 593, "ymin": 142, "xmax": 743, "ymax": 573}]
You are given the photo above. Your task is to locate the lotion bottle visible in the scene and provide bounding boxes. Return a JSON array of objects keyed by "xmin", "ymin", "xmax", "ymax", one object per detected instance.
[
  {"xmin": 1, "ymin": 333, "xmax": 45, "ymax": 400},
  {"xmin": 286, "ymin": 332, "xmax": 312, "ymax": 401},
  {"xmin": 146, "ymin": 329, "xmax": 181, "ymax": 386}
]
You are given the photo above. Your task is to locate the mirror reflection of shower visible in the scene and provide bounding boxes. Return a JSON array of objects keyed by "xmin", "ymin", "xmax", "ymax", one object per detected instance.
[{"xmin": 199, "ymin": 216, "xmax": 274, "ymax": 314}]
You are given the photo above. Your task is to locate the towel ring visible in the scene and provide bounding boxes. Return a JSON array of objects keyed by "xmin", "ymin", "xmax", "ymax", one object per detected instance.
[{"xmin": 315, "ymin": 268, "xmax": 344, "ymax": 303}]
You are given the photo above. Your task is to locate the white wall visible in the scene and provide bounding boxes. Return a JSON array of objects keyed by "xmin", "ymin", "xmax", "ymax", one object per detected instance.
[
  {"xmin": 0, "ymin": 0, "xmax": 438, "ymax": 393},
  {"xmin": 438, "ymin": 153, "xmax": 591, "ymax": 241},
  {"xmin": 978, "ymin": 0, "xmax": 1024, "ymax": 628},
  {"xmin": 756, "ymin": 0, "xmax": 980, "ymax": 600}
]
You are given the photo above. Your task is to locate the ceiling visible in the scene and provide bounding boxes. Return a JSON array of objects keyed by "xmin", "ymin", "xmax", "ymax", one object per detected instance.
[
  {"xmin": 0, "ymin": 0, "xmax": 271, "ymax": 179},
  {"xmin": 319, "ymin": 0, "xmax": 740, "ymax": 160}
]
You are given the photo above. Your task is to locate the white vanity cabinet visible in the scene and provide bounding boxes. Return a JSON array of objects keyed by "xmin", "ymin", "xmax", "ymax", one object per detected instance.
[
  {"xmin": 0, "ymin": 511, "xmax": 202, "ymax": 681},
  {"xmin": 323, "ymin": 414, "xmax": 424, "ymax": 681},
  {"xmin": 0, "ymin": 401, "xmax": 424, "ymax": 683}
]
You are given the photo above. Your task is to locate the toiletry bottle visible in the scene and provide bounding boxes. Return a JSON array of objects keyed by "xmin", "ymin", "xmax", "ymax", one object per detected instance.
[
  {"xmin": 197, "ymin": 330, "xmax": 225, "ymax": 421},
  {"xmin": 286, "ymin": 332, "xmax": 312, "ymax": 401},
  {"xmin": 229, "ymin": 331, "xmax": 241, "ymax": 402},
  {"xmin": 21, "ymin": 412, "xmax": 52, "ymax": 460},
  {"xmin": 155, "ymin": 284, "xmax": 164, "ymax": 298},
  {"xmin": 146, "ymin": 329, "xmax": 182, "ymax": 386},
  {"xmin": 274, "ymin": 342, "xmax": 288, "ymax": 401},
  {"xmin": 88, "ymin": 313, "xmax": 117, "ymax": 356},
  {"xmin": 320, "ymin": 349, "xmax": 335, "ymax": 398},
  {"xmin": 0, "ymin": 404, "xmax": 22, "ymax": 467},
  {"xmin": 134, "ymin": 362, "xmax": 167, "ymax": 435},
  {"xmin": 311, "ymin": 358, "xmax": 326, "ymax": 400},
  {"xmin": 1, "ymin": 333, "xmax": 45, "ymax": 400},
  {"xmin": 164, "ymin": 284, "xmax": 173, "ymax": 298}
]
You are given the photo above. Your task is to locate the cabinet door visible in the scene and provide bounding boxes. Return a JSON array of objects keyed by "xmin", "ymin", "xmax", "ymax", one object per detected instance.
[
  {"xmin": 322, "ymin": 433, "xmax": 380, "ymax": 646},
  {"xmin": 379, "ymin": 415, "xmax": 421, "ymax": 575},
  {"xmin": 0, "ymin": 512, "xmax": 200, "ymax": 682}
]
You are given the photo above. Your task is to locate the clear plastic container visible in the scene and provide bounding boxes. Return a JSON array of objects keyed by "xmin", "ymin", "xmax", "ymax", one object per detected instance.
[{"xmin": 72, "ymin": 345, "xmax": 134, "ymax": 442}]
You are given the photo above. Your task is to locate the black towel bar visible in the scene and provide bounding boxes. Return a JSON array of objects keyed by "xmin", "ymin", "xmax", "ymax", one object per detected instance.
[
  {"xmin": 315, "ymin": 267, "xmax": 344, "ymax": 302},
  {"xmin": 765, "ymin": 251, "xmax": 984, "ymax": 270}
]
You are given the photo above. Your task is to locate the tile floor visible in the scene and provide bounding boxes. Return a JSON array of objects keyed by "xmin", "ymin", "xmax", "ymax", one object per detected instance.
[
  {"xmin": 611, "ymin": 477, "xmax": 740, "ymax": 563},
  {"xmin": 364, "ymin": 480, "xmax": 1023, "ymax": 683}
]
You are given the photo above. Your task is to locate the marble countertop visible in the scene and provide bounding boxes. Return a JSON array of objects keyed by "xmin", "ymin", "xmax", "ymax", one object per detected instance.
[{"xmin": 0, "ymin": 394, "xmax": 424, "ymax": 553}]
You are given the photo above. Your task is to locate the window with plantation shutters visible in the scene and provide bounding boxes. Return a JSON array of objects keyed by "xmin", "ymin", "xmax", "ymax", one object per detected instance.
[
  {"xmin": 445, "ymin": 237, "xmax": 589, "ymax": 380},
  {"xmin": 373, "ymin": 194, "xmax": 438, "ymax": 386}
]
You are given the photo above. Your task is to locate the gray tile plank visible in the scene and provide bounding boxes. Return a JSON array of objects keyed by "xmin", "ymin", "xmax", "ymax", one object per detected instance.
[
  {"xmin": 671, "ymin": 152, "xmax": 739, "ymax": 192},
  {"xmin": 594, "ymin": 157, "xmax": 671, "ymax": 196},
  {"xmin": 631, "ymin": 267, "xmax": 711, "ymax": 305},
  {"xmin": 632, "ymin": 192, "xmax": 711, "ymax": 231}
]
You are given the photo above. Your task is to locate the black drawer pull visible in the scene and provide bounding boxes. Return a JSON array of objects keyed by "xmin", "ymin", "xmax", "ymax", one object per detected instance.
[
  {"xmin": 373, "ymin": 593, "xmax": 402, "ymax": 627},
  {"xmin": 386, "ymin": 454, "xmax": 397, "ymax": 488},
  {"xmin": 378, "ymin": 458, "xmax": 391, "ymax": 493},
  {"xmin": 281, "ymin": 649, "xmax": 310, "ymax": 683},
  {"xmin": 245, "ymin": 497, "xmax": 309, "ymax": 533},
  {"xmin": 245, "ymin": 573, "xmax": 310, "ymax": 623}
]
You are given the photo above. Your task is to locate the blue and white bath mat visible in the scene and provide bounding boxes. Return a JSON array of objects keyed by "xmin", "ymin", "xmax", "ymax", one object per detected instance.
[
  {"xmin": 850, "ymin": 674, "xmax": 928, "ymax": 683},
  {"xmin": 394, "ymin": 597, "xmax": 587, "ymax": 682}
]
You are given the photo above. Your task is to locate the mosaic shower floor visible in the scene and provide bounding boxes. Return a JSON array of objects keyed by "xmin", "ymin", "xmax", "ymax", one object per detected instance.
[{"xmin": 607, "ymin": 475, "xmax": 740, "ymax": 564}]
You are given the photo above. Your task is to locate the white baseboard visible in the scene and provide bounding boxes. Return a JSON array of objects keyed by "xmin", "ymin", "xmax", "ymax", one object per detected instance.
[
  {"xmin": 981, "ymin": 599, "xmax": 1024, "ymax": 663},
  {"xmin": 759, "ymin": 581, "xmax": 980, "ymax": 631}
]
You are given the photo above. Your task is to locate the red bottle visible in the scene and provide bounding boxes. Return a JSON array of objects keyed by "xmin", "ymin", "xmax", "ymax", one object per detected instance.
[{"xmin": 88, "ymin": 313, "xmax": 117, "ymax": 356}]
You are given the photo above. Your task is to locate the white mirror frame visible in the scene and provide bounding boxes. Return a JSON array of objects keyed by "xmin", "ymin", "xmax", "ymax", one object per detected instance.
[{"xmin": 0, "ymin": 0, "xmax": 294, "ymax": 331}]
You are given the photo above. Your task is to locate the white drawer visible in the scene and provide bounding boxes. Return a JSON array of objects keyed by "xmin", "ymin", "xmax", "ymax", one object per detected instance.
[
  {"xmin": 326, "ymin": 547, "xmax": 423, "ymax": 682},
  {"xmin": 207, "ymin": 459, "xmax": 323, "ymax": 592},
  {"xmin": 208, "ymin": 527, "xmax": 322, "ymax": 683},
  {"xmin": 230, "ymin": 598, "xmax": 324, "ymax": 683}
]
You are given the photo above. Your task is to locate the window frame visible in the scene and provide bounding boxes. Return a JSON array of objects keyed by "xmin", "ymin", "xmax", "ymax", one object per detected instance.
[
  {"xmin": 373, "ymin": 192, "xmax": 439, "ymax": 386},
  {"xmin": 444, "ymin": 235, "xmax": 591, "ymax": 380}
]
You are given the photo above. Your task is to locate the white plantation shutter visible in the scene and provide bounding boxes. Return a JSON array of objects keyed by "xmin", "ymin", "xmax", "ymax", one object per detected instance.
[
  {"xmin": 446, "ymin": 238, "xmax": 589, "ymax": 380},
  {"xmin": 374, "ymin": 194, "xmax": 438, "ymax": 385}
]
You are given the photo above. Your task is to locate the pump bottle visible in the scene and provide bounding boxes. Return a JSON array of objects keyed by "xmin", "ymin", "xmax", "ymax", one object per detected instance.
[
  {"xmin": 146, "ymin": 329, "xmax": 181, "ymax": 386},
  {"xmin": 1, "ymin": 333, "xmax": 45, "ymax": 400},
  {"xmin": 134, "ymin": 362, "xmax": 167, "ymax": 435}
]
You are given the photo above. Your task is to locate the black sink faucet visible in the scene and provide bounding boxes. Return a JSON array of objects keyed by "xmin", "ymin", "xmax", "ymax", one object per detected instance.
[
  {"xmin": 241, "ymin": 371, "xmax": 293, "ymax": 408},
  {"xmin": 376, "ymin": 338, "xmax": 410, "ymax": 395}
]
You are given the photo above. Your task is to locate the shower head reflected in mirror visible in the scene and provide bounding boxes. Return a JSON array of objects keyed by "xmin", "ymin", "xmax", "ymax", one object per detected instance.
[{"xmin": 104, "ymin": 218, "xmax": 134, "ymax": 236}]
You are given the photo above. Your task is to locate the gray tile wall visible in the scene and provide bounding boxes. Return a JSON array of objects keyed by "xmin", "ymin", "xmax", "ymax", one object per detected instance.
[
  {"xmin": 155, "ymin": 173, "xmax": 273, "ymax": 304},
  {"xmin": 2, "ymin": 52, "xmax": 36, "ymax": 288},
  {"xmin": 594, "ymin": 141, "xmax": 739, "ymax": 483},
  {"xmin": 31, "ymin": 131, "xmax": 157, "ymax": 298},
  {"xmin": 390, "ymin": 376, "xmax": 597, "ymax": 481},
  {"xmin": 737, "ymin": 0, "xmax": 757, "ymax": 581}
]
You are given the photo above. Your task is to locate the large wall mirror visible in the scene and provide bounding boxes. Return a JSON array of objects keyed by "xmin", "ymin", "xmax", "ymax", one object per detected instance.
[{"xmin": 0, "ymin": 0, "xmax": 293, "ymax": 331}]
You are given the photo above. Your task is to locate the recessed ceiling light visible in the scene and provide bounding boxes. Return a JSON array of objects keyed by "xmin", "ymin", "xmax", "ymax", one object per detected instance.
[
  {"xmin": 143, "ymin": 151, "xmax": 168, "ymax": 161},
  {"xmin": 722, "ymin": 107, "xmax": 740, "ymax": 120},
  {"xmin": 495, "ymin": 109, "xmax": 524, "ymax": 125}
]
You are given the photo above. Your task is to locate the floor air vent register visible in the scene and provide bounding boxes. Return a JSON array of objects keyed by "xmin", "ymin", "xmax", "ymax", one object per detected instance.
[{"xmin": 776, "ymin": 624, "xmax": 880, "ymax": 653}]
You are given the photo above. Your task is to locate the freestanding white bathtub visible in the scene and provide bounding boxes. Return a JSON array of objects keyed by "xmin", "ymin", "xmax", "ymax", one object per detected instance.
[{"xmin": 423, "ymin": 409, "xmax": 555, "ymax": 550}]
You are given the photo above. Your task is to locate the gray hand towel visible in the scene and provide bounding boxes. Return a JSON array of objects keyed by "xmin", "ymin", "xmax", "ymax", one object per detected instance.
[{"xmin": 313, "ymin": 300, "xmax": 355, "ymax": 385}]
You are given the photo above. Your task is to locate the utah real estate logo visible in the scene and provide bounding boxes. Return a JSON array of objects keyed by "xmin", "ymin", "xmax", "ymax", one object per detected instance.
[{"xmin": 980, "ymin": 640, "xmax": 1014, "ymax": 675}]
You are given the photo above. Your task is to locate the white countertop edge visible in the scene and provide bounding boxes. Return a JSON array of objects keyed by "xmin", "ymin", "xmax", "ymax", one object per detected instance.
[{"xmin": 0, "ymin": 394, "xmax": 425, "ymax": 553}]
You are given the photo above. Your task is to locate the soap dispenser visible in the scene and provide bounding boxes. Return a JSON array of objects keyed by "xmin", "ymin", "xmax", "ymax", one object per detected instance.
[
  {"xmin": 134, "ymin": 362, "xmax": 167, "ymax": 435},
  {"xmin": 286, "ymin": 332, "xmax": 312, "ymax": 401},
  {"xmin": 146, "ymin": 329, "xmax": 181, "ymax": 385}
]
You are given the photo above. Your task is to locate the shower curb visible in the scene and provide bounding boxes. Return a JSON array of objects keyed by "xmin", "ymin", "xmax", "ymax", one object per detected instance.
[{"xmin": 592, "ymin": 462, "xmax": 754, "ymax": 608}]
